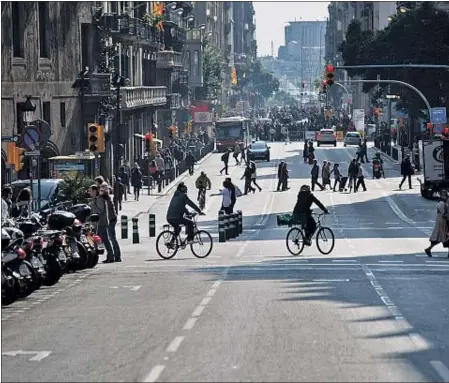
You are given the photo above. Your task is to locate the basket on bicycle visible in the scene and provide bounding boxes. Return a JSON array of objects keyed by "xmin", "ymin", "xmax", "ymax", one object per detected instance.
[{"xmin": 276, "ymin": 213, "xmax": 293, "ymax": 227}]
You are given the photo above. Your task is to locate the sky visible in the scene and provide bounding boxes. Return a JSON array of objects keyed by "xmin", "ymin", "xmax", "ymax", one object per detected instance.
[{"xmin": 253, "ymin": 1, "xmax": 330, "ymax": 57}]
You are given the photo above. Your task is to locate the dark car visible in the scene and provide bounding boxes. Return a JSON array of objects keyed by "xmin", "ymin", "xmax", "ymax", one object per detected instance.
[
  {"xmin": 247, "ymin": 141, "xmax": 270, "ymax": 162},
  {"xmin": 10, "ymin": 179, "xmax": 64, "ymax": 212}
]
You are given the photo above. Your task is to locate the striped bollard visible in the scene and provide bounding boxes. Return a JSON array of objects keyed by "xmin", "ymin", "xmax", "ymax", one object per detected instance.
[
  {"xmin": 218, "ymin": 210, "xmax": 226, "ymax": 243},
  {"xmin": 224, "ymin": 213, "xmax": 230, "ymax": 240},
  {"xmin": 132, "ymin": 218, "xmax": 139, "ymax": 244},
  {"xmin": 149, "ymin": 214, "xmax": 156, "ymax": 237},
  {"xmin": 237, "ymin": 210, "xmax": 243, "ymax": 234},
  {"xmin": 233, "ymin": 212, "xmax": 239, "ymax": 237},
  {"xmin": 229, "ymin": 213, "xmax": 236, "ymax": 239},
  {"xmin": 121, "ymin": 215, "xmax": 128, "ymax": 239}
]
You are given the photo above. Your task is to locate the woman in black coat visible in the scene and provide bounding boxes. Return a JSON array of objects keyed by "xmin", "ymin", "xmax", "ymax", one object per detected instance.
[{"xmin": 131, "ymin": 164, "xmax": 143, "ymax": 201}]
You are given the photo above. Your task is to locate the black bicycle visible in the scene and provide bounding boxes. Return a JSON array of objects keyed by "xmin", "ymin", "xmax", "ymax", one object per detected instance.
[
  {"xmin": 156, "ymin": 212, "xmax": 213, "ymax": 259},
  {"xmin": 285, "ymin": 212, "xmax": 335, "ymax": 256}
]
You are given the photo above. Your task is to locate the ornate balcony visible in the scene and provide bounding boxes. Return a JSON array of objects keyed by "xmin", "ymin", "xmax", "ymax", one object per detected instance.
[
  {"xmin": 156, "ymin": 51, "xmax": 183, "ymax": 69},
  {"xmin": 119, "ymin": 86, "xmax": 167, "ymax": 110},
  {"xmin": 167, "ymin": 93, "xmax": 182, "ymax": 109}
]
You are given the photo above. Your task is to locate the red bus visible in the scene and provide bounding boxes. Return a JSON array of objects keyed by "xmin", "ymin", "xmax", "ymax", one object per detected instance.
[{"xmin": 215, "ymin": 117, "xmax": 252, "ymax": 152}]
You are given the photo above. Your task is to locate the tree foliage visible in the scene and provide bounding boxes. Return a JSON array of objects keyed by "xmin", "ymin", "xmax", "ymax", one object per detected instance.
[
  {"xmin": 59, "ymin": 173, "xmax": 94, "ymax": 204},
  {"xmin": 339, "ymin": 2, "xmax": 449, "ymax": 117},
  {"xmin": 248, "ymin": 60, "xmax": 279, "ymax": 99},
  {"xmin": 197, "ymin": 42, "xmax": 226, "ymax": 99}
]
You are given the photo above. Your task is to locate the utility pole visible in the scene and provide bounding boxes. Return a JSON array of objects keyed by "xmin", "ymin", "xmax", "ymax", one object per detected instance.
[{"xmin": 375, "ymin": 74, "xmax": 380, "ymax": 145}]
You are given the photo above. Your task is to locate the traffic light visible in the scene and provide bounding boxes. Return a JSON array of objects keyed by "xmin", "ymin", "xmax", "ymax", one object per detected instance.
[
  {"xmin": 87, "ymin": 123, "xmax": 105, "ymax": 153},
  {"xmin": 6, "ymin": 142, "xmax": 16, "ymax": 165},
  {"xmin": 322, "ymin": 80, "xmax": 328, "ymax": 93},
  {"xmin": 144, "ymin": 133, "xmax": 153, "ymax": 152},
  {"xmin": 231, "ymin": 67, "xmax": 238, "ymax": 86},
  {"xmin": 325, "ymin": 64, "xmax": 335, "ymax": 86},
  {"xmin": 14, "ymin": 147, "xmax": 25, "ymax": 172}
]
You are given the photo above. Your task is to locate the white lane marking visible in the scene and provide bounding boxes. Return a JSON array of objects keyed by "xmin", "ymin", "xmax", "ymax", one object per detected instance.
[
  {"xmin": 332, "ymin": 259, "xmax": 358, "ymax": 263},
  {"xmin": 183, "ymin": 317, "xmax": 197, "ymax": 330},
  {"xmin": 191, "ymin": 305, "xmax": 205, "ymax": 317},
  {"xmin": 212, "ymin": 280, "xmax": 222, "ymax": 288},
  {"xmin": 408, "ymin": 333, "xmax": 432, "ymax": 350},
  {"xmin": 2, "ymin": 350, "xmax": 51, "ymax": 362},
  {"xmin": 426, "ymin": 260, "xmax": 449, "ymax": 263},
  {"xmin": 379, "ymin": 260, "xmax": 404, "ymax": 263},
  {"xmin": 143, "ymin": 365, "xmax": 166, "ymax": 382},
  {"xmin": 430, "ymin": 361, "xmax": 449, "ymax": 382},
  {"xmin": 206, "ymin": 288, "xmax": 217, "ymax": 297},
  {"xmin": 200, "ymin": 297, "xmax": 212, "ymax": 306},
  {"xmin": 313, "ymin": 279, "xmax": 350, "ymax": 282},
  {"xmin": 166, "ymin": 336, "xmax": 185, "ymax": 353}
]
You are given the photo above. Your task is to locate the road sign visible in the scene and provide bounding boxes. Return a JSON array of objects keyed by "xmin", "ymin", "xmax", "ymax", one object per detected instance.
[
  {"xmin": 22, "ymin": 127, "xmax": 40, "ymax": 150},
  {"xmin": 430, "ymin": 107, "xmax": 447, "ymax": 125},
  {"xmin": 24, "ymin": 150, "xmax": 41, "ymax": 156},
  {"xmin": 1, "ymin": 135, "xmax": 19, "ymax": 143},
  {"xmin": 75, "ymin": 151, "xmax": 94, "ymax": 159}
]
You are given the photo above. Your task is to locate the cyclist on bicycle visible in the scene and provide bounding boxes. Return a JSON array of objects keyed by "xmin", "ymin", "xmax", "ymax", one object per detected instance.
[
  {"xmin": 195, "ymin": 171, "xmax": 211, "ymax": 201},
  {"xmin": 292, "ymin": 185, "xmax": 329, "ymax": 246},
  {"xmin": 166, "ymin": 182, "xmax": 204, "ymax": 244}
]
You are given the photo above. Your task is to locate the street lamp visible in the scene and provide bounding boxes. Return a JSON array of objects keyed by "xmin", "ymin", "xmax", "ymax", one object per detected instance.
[
  {"xmin": 398, "ymin": 5, "xmax": 410, "ymax": 13},
  {"xmin": 22, "ymin": 96, "xmax": 36, "ymax": 124}
]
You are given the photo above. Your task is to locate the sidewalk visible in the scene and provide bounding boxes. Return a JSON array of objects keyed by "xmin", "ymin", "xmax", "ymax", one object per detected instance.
[{"xmin": 116, "ymin": 151, "xmax": 215, "ymax": 220}]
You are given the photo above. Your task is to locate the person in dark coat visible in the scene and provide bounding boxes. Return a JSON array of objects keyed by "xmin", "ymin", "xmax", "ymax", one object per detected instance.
[
  {"xmin": 119, "ymin": 167, "xmax": 129, "ymax": 201},
  {"xmin": 311, "ymin": 160, "xmax": 324, "ymax": 191},
  {"xmin": 185, "ymin": 151, "xmax": 195, "ymax": 176},
  {"xmin": 277, "ymin": 161, "xmax": 289, "ymax": 191},
  {"xmin": 303, "ymin": 140, "xmax": 309, "ymax": 163},
  {"xmin": 166, "ymin": 182, "xmax": 203, "ymax": 243},
  {"xmin": 220, "ymin": 149, "xmax": 231, "ymax": 175},
  {"xmin": 131, "ymin": 163, "xmax": 143, "ymax": 201},
  {"xmin": 241, "ymin": 164, "xmax": 255, "ymax": 194},
  {"xmin": 225, "ymin": 177, "xmax": 236, "ymax": 212},
  {"xmin": 399, "ymin": 154, "xmax": 414, "ymax": 190}
]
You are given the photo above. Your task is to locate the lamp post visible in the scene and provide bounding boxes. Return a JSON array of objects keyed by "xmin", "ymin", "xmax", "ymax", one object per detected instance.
[
  {"xmin": 21, "ymin": 96, "xmax": 40, "ymax": 209},
  {"xmin": 112, "ymin": 75, "xmax": 127, "ymax": 178}
]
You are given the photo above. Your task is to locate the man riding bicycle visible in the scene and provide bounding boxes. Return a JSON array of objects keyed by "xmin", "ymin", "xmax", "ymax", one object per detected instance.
[
  {"xmin": 292, "ymin": 185, "xmax": 329, "ymax": 246},
  {"xmin": 166, "ymin": 182, "xmax": 204, "ymax": 244},
  {"xmin": 195, "ymin": 171, "xmax": 211, "ymax": 201}
]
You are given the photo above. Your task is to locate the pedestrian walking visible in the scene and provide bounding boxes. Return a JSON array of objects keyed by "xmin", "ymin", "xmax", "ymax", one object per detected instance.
[
  {"xmin": 249, "ymin": 160, "xmax": 262, "ymax": 192},
  {"xmin": 330, "ymin": 163, "xmax": 342, "ymax": 192},
  {"xmin": 322, "ymin": 161, "xmax": 331, "ymax": 190},
  {"xmin": 220, "ymin": 149, "xmax": 231, "ymax": 175},
  {"xmin": 277, "ymin": 160, "xmax": 289, "ymax": 191},
  {"xmin": 303, "ymin": 140, "xmax": 309, "ymax": 163},
  {"xmin": 355, "ymin": 163, "xmax": 367, "ymax": 192},
  {"xmin": 131, "ymin": 163, "xmax": 143, "ymax": 200},
  {"xmin": 211, "ymin": 180, "xmax": 233, "ymax": 214},
  {"xmin": 185, "ymin": 151, "xmax": 195, "ymax": 176},
  {"xmin": 346, "ymin": 159, "xmax": 359, "ymax": 192},
  {"xmin": 311, "ymin": 159, "xmax": 324, "ymax": 191},
  {"xmin": 233, "ymin": 145, "xmax": 240, "ymax": 166},
  {"xmin": 240, "ymin": 144, "xmax": 246, "ymax": 165},
  {"xmin": 425, "ymin": 190, "xmax": 449, "ymax": 258},
  {"xmin": 119, "ymin": 167, "xmax": 129, "ymax": 201},
  {"xmin": 399, "ymin": 154, "xmax": 414, "ymax": 190},
  {"xmin": 241, "ymin": 163, "xmax": 255, "ymax": 194}
]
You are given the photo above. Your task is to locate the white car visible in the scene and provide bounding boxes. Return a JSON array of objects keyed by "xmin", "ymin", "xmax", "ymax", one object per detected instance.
[
  {"xmin": 344, "ymin": 131, "xmax": 362, "ymax": 146},
  {"xmin": 316, "ymin": 129, "xmax": 337, "ymax": 147}
]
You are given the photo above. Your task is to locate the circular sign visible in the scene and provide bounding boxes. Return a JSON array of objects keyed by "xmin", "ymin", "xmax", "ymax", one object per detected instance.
[{"xmin": 22, "ymin": 128, "xmax": 40, "ymax": 150}]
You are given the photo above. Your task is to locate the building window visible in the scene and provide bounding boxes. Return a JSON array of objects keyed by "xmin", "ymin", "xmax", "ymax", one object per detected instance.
[
  {"xmin": 185, "ymin": 50, "xmax": 191, "ymax": 75},
  {"xmin": 16, "ymin": 103, "xmax": 25, "ymax": 135},
  {"xmin": 193, "ymin": 50, "xmax": 199, "ymax": 76},
  {"xmin": 81, "ymin": 23, "xmax": 90, "ymax": 70},
  {"xmin": 110, "ymin": 1, "xmax": 118, "ymax": 13},
  {"xmin": 60, "ymin": 102, "xmax": 66, "ymax": 128},
  {"xmin": 43, "ymin": 102, "xmax": 51, "ymax": 125},
  {"xmin": 11, "ymin": 2, "xmax": 24, "ymax": 58},
  {"xmin": 38, "ymin": 2, "xmax": 50, "ymax": 58}
]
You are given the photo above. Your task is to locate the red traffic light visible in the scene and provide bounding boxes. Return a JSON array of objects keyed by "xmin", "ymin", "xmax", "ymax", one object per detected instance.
[
  {"xmin": 144, "ymin": 133, "xmax": 153, "ymax": 141},
  {"xmin": 325, "ymin": 64, "xmax": 335, "ymax": 73}
]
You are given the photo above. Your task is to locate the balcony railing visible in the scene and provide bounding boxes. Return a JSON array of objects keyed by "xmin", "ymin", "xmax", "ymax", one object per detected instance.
[
  {"xmin": 167, "ymin": 93, "xmax": 182, "ymax": 109},
  {"xmin": 119, "ymin": 86, "xmax": 167, "ymax": 110},
  {"xmin": 156, "ymin": 51, "xmax": 183, "ymax": 69},
  {"xmin": 100, "ymin": 14, "xmax": 163, "ymax": 47}
]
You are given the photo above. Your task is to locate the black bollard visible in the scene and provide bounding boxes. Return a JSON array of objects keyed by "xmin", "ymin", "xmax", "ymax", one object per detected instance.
[
  {"xmin": 149, "ymin": 214, "xmax": 156, "ymax": 237},
  {"xmin": 218, "ymin": 210, "xmax": 226, "ymax": 243},
  {"xmin": 132, "ymin": 218, "xmax": 139, "ymax": 244},
  {"xmin": 237, "ymin": 210, "xmax": 243, "ymax": 234},
  {"xmin": 121, "ymin": 215, "xmax": 128, "ymax": 239}
]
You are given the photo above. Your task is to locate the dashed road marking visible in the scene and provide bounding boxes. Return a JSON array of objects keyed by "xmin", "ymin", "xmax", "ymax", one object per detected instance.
[
  {"xmin": 143, "ymin": 365, "xmax": 166, "ymax": 383},
  {"xmin": 166, "ymin": 336, "xmax": 185, "ymax": 353},
  {"xmin": 191, "ymin": 305, "xmax": 205, "ymax": 317},
  {"xmin": 182, "ymin": 317, "xmax": 197, "ymax": 330},
  {"xmin": 430, "ymin": 360, "xmax": 449, "ymax": 382}
]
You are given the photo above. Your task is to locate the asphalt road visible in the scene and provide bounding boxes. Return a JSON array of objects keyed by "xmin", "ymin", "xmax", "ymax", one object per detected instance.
[{"xmin": 2, "ymin": 142, "xmax": 449, "ymax": 383}]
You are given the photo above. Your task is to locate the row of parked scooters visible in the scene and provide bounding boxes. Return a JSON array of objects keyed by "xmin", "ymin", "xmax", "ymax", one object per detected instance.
[{"xmin": 1, "ymin": 203, "xmax": 104, "ymax": 306}]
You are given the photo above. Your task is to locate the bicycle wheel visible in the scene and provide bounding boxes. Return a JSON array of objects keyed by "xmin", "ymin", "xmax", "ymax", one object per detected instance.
[
  {"xmin": 316, "ymin": 227, "xmax": 335, "ymax": 255},
  {"xmin": 190, "ymin": 230, "xmax": 213, "ymax": 258},
  {"xmin": 156, "ymin": 230, "xmax": 179, "ymax": 259},
  {"xmin": 286, "ymin": 227, "xmax": 305, "ymax": 256}
]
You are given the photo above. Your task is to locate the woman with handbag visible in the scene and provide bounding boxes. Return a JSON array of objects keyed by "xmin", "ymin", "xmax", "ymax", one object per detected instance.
[{"xmin": 425, "ymin": 190, "xmax": 449, "ymax": 258}]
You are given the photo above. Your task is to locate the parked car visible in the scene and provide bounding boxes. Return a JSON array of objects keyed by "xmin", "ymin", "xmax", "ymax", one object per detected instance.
[
  {"xmin": 344, "ymin": 132, "xmax": 362, "ymax": 147},
  {"xmin": 316, "ymin": 129, "xmax": 337, "ymax": 147},
  {"xmin": 247, "ymin": 141, "xmax": 271, "ymax": 162},
  {"xmin": 10, "ymin": 179, "xmax": 64, "ymax": 213}
]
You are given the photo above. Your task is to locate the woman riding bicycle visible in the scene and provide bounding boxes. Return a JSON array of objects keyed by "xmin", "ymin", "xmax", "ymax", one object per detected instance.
[{"xmin": 292, "ymin": 185, "xmax": 329, "ymax": 246}]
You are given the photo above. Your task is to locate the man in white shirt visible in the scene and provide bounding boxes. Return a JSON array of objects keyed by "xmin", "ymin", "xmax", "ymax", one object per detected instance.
[{"xmin": 1, "ymin": 186, "xmax": 13, "ymax": 220}]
